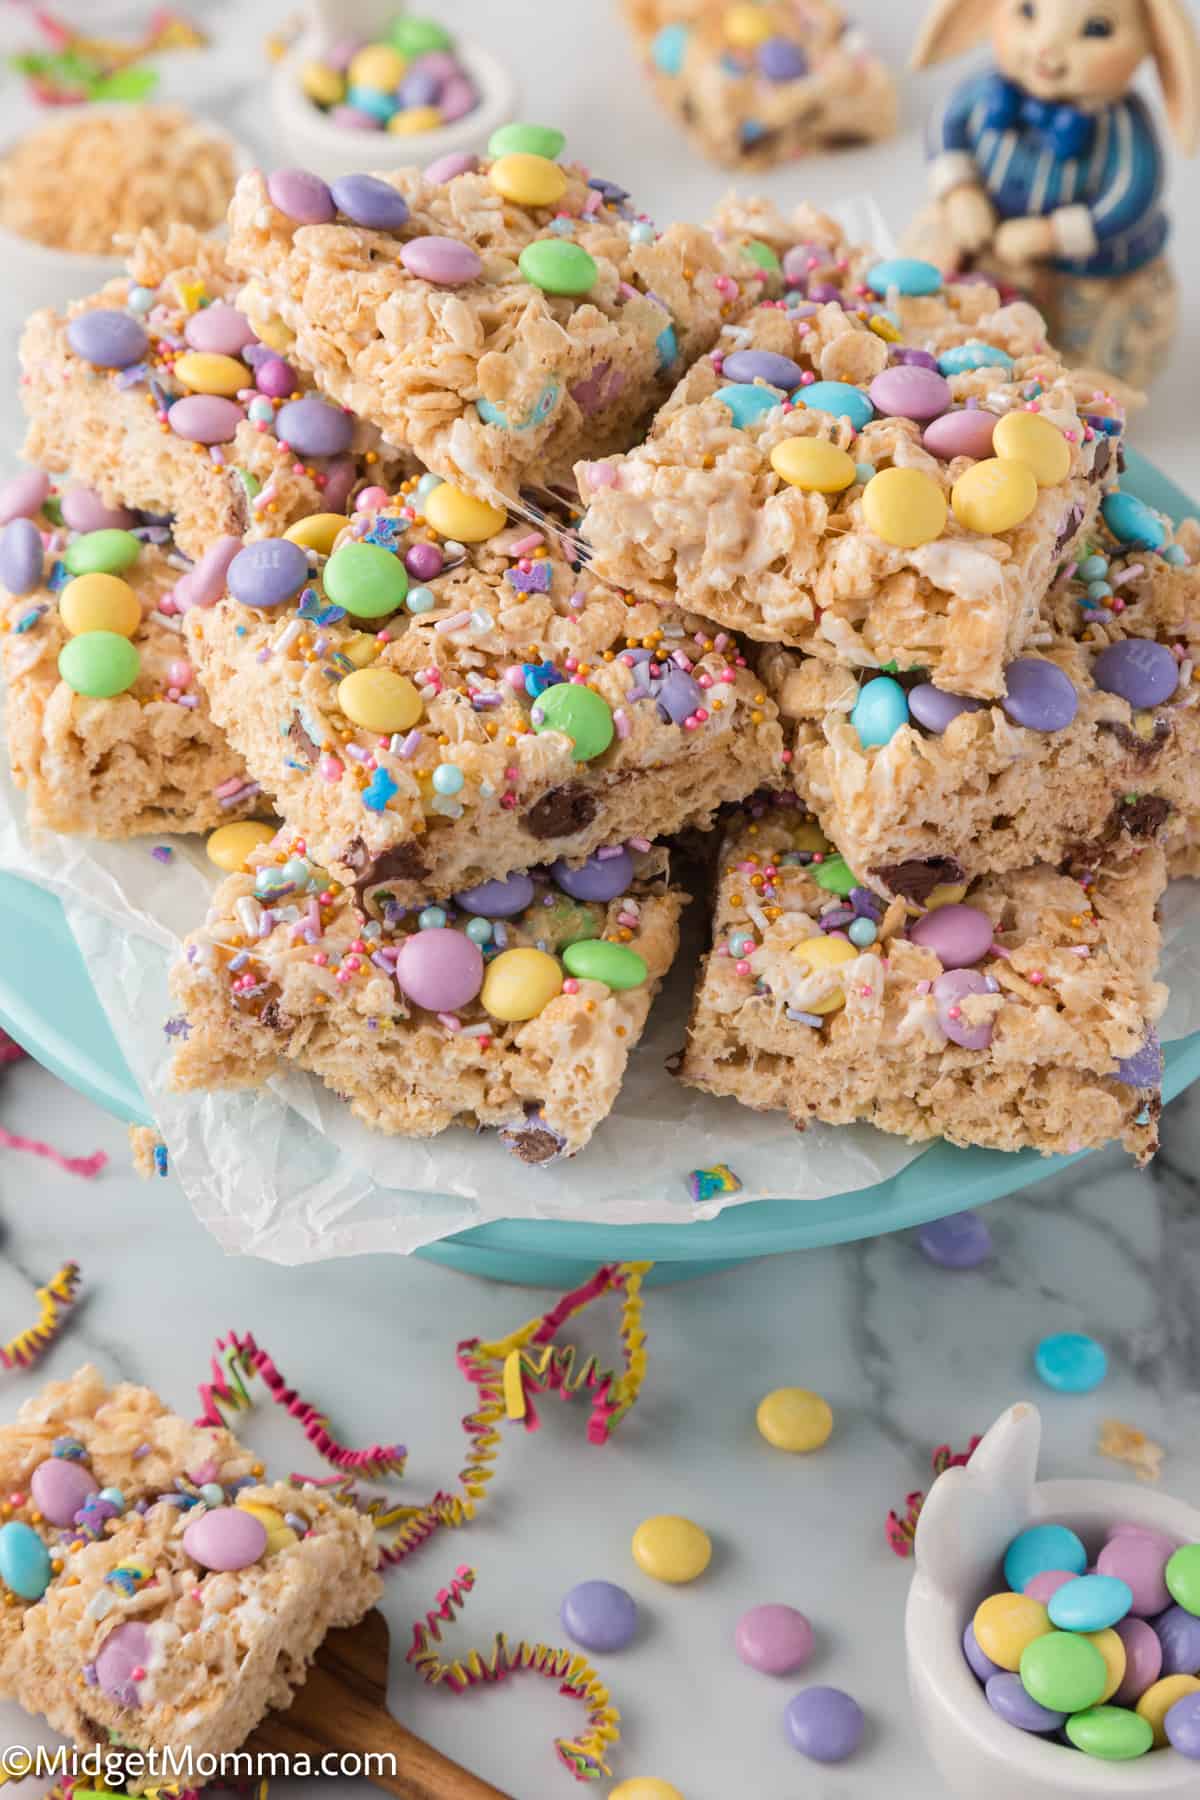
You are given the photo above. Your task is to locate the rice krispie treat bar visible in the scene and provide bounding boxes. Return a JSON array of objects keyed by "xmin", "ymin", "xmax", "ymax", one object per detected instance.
[
  {"xmin": 184, "ymin": 481, "xmax": 783, "ymax": 907},
  {"xmin": 171, "ymin": 832, "xmax": 683, "ymax": 1161},
  {"xmin": 0, "ymin": 1364, "xmax": 380, "ymax": 1758},
  {"xmin": 20, "ymin": 224, "xmax": 406, "ymax": 563},
  {"xmin": 763, "ymin": 507, "xmax": 1200, "ymax": 896},
  {"xmin": 0, "ymin": 484, "xmax": 259, "ymax": 835},
  {"xmin": 578, "ymin": 269, "xmax": 1123, "ymax": 699},
  {"xmin": 681, "ymin": 797, "xmax": 1167, "ymax": 1160},
  {"xmin": 224, "ymin": 136, "xmax": 764, "ymax": 502},
  {"xmin": 623, "ymin": 0, "xmax": 897, "ymax": 169}
]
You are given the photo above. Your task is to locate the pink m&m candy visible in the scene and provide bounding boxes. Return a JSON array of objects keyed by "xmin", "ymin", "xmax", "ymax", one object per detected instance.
[
  {"xmin": 185, "ymin": 303, "xmax": 257, "ymax": 356},
  {"xmin": 1115, "ymin": 1616, "xmax": 1163, "ymax": 1704},
  {"xmin": 910, "ymin": 903, "xmax": 994, "ymax": 969},
  {"xmin": 30, "ymin": 1456, "xmax": 97, "ymax": 1526},
  {"xmin": 1098, "ymin": 1532, "xmax": 1172, "ymax": 1618},
  {"xmin": 735, "ymin": 1603, "xmax": 814, "ymax": 1674},
  {"xmin": 1024, "ymin": 1569, "xmax": 1077, "ymax": 1605},
  {"xmin": 394, "ymin": 928, "xmax": 484, "ymax": 1012},
  {"xmin": 923, "ymin": 408, "xmax": 997, "ymax": 461},
  {"xmin": 182, "ymin": 1505, "xmax": 267, "ymax": 1571}
]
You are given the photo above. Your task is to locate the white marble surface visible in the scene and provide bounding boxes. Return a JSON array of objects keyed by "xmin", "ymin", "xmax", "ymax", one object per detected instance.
[{"xmin": 0, "ymin": 2, "xmax": 1198, "ymax": 1796}]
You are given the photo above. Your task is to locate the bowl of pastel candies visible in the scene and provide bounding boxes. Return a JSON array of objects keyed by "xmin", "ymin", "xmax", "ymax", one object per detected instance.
[
  {"xmin": 271, "ymin": 1, "xmax": 517, "ymax": 181},
  {"xmin": 907, "ymin": 1403, "xmax": 1200, "ymax": 1798}
]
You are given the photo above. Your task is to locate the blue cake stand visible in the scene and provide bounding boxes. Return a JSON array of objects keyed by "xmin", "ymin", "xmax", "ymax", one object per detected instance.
[{"xmin": 1, "ymin": 448, "xmax": 1196, "ymax": 1284}]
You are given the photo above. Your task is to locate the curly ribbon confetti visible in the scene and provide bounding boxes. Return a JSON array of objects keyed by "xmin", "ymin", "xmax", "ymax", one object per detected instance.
[
  {"xmin": 408, "ymin": 1566, "xmax": 619, "ymax": 1782},
  {"xmin": 0, "ymin": 1123, "xmax": 107, "ymax": 1179},
  {"xmin": 196, "ymin": 1332, "xmax": 407, "ymax": 1482},
  {"xmin": 885, "ymin": 1434, "xmax": 983, "ymax": 1557},
  {"xmin": 9, "ymin": 7, "xmax": 207, "ymax": 105},
  {"xmin": 0, "ymin": 1029, "xmax": 25, "ymax": 1068},
  {"xmin": 0, "ymin": 1261, "xmax": 81, "ymax": 1371}
]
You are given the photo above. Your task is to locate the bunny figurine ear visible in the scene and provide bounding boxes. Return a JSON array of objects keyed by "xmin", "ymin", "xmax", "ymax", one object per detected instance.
[
  {"xmin": 1144, "ymin": 0, "xmax": 1200, "ymax": 154},
  {"xmin": 910, "ymin": 0, "xmax": 996, "ymax": 69},
  {"xmin": 912, "ymin": 1404, "xmax": 1042, "ymax": 1600}
]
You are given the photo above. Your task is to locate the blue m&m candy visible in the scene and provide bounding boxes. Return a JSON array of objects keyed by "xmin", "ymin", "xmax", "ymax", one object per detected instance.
[
  {"xmin": 1004, "ymin": 1524, "xmax": 1088, "ymax": 1594},
  {"xmin": 1101, "ymin": 492, "xmax": 1168, "ymax": 552},
  {"xmin": 713, "ymin": 383, "xmax": 781, "ymax": 428},
  {"xmin": 1034, "ymin": 1332, "xmax": 1108, "ymax": 1393},
  {"xmin": 850, "ymin": 675, "xmax": 909, "ymax": 747},
  {"xmin": 866, "ymin": 257, "xmax": 942, "ymax": 298},
  {"xmin": 795, "ymin": 381, "xmax": 874, "ymax": 431}
]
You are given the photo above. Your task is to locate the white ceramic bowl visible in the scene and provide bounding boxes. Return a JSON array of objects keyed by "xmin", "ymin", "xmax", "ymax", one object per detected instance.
[
  {"xmin": 0, "ymin": 107, "xmax": 249, "ymax": 339},
  {"xmin": 907, "ymin": 1403, "xmax": 1200, "ymax": 1798},
  {"xmin": 269, "ymin": 35, "xmax": 518, "ymax": 183}
]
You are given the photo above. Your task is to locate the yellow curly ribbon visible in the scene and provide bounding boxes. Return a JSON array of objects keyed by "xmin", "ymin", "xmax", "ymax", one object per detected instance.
[{"xmin": 1, "ymin": 1261, "xmax": 81, "ymax": 1371}]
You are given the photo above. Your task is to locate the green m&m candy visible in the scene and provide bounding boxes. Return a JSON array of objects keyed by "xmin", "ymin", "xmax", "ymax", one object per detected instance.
[
  {"xmin": 742, "ymin": 239, "xmax": 782, "ymax": 276},
  {"xmin": 391, "ymin": 15, "xmax": 452, "ymax": 55},
  {"xmin": 1019, "ymin": 1631, "xmax": 1107, "ymax": 1714},
  {"xmin": 63, "ymin": 528, "xmax": 141, "ymax": 577},
  {"xmin": 531, "ymin": 683, "xmax": 613, "ymax": 760},
  {"xmin": 811, "ymin": 854, "xmax": 857, "ymax": 897},
  {"xmin": 57, "ymin": 630, "xmax": 140, "ymax": 698},
  {"xmin": 518, "ymin": 240, "xmax": 598, "ymax": 296},
  {"xmin": 323, "ymin": 542, "xmax": 408, "ymax": 618},
  {"xmin": 562, "ymin": 939, "xmax": 649, "ymax": 989},
  {"xmin": 1065, "ymin": 1707, "xmax": 1153, "ymax": 1760},
  {"xmin": 489, "ymin": 123, "xmax": 566, "ymax": 160},
  {"xmin": 1165, "ymin": 1543, "xmax": 1200, "ymax": 1614}
]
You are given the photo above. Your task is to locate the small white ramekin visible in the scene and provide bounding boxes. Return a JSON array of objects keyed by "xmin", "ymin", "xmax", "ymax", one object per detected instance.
[
  {"xmin": 907, "ymin": 1403, "xmax": 1200, "ymax": 1799},
  {"xmin": 269, "ymin": 31, "xmax": 518, "ymax": 184},
  {"xmin": 0, "ymin": 107, "xmax": 250, "ymax": 339}
]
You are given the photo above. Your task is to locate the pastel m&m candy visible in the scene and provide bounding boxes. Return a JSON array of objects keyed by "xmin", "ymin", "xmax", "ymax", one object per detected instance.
[
  {"xmin": 610, "ymin": 1783, "xmax": 684, "ymax": 1800},
  {"xmin": 394, "ymin": 928, "xmax": 484, "ymax": 1013},
  {"xmin": 756, "ymin": 1387, "xmax": 833, "ymax": 1452},
  {"xmin": 861, "ymin": 466, "xmax": 947, "ymax": 547},
  {"xmin": 423, "ymin": 483, "xmax": 505, "ymax": 543},
  {"xmin": 63, "ymin": 528, "xmax": 141, "ymax": 577},
  {"xmin": 974, "ymin": 1593, "xmax": 1052, "ymax": 1671},
  {"xmin": 561, "ymin": 939, "xmax": 647, "ymax": 989},
  {"xmin": 1034, "ymin": 1332, "xmax": 1107, "ymax": 1393},
  {"xmin": 993, "ymin": 410, "xmax": 1071, "ymax": 486},
  {"xmin": 519, "ymin": 239, "xmax": 598, "ymax": 296},
  {"xmin": 531, "ymin": 684, "xmax": 614, "ymax": 761},
  {"xmin": 784, "ymin": 1686, "xmax": 865, "ymax": 1762},
  {"xmin": 490, "ymin": 153, "xmax": 567, "ymax": 207},
  {"xmin": 173, "ymin": 352, "xmax": 248, "ymax": 399},
  {"xmin": 850, "ymin": 675, "xmax": 908, "ymax": 747},
  {"xmin": 951, "ymin": 457, "xmax": 1039, "ymax": 534},
  {"xmin": 59, "ymin": 573, "xmax": 140, "ymax": 638},
  {"xmin": 283, "ymin": 513, "xmax": 350, "ymax": 556},
  {"xmin": 1003, "ymin": 1523, "xmax": 1087, "ymax": 1594},
  {"xmin": 1047, "ymin": 1574, "xmax": 1132, "ymax": 1635},
  {"xmin": 1019, "ymin": 1630, "xmax": 1107, "ymax": 1712},
  {"xmin": 489, "ymin": 123, "xmax": 566, "ymax": 159},
  {"xmin": 791, "ymin": 934, "xmax": 857, "ymax": 1013},
  {"xmin": 560, "ymin": 1580, "xmax": 638, "ymax": 1652},
  {"xmin": 1065, "ymin": 1705, "xmax": 1153, "ymax": 1759},
  {"xmin": 337, "ymin": 667, "xmax": 422, "ymax": 733},
  {"xmin": 736, "ymin": 1603, "xmax": 814, "ymax": 1673},
  {"xmin": 1137, "ymin": 1674, "xmax": 1200, "ymax": 1746},
  {"xmin": 480, "ymin": 947, "xmax": 564, "ymax": 1022},
  {"xmin": 57, "ymin": 631, "xmax": 140, "ymax": 698},
  {"xmin": 631, "ymin": 1514, "xmax": 711, "ymax": 1584},
  {"xmin": 207, "ymin": 821, "xmax": 277, "ymax": 872},
  {"xmin": 770, "ymin": 437, "xmax": 856, "ymax": 494},
  {"xmin": 1165, "ymin": 1543, "xmax": 1200, "ymax": 1614},
  {"xmin": 323, "ymin": 542, "xmax": 409, "ymax": 617}
]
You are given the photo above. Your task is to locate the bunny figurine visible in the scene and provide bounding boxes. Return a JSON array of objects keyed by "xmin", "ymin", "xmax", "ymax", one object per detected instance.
[{"xmin": 907, "ymin": 0, "xmax": 1200, "ymax": 385}]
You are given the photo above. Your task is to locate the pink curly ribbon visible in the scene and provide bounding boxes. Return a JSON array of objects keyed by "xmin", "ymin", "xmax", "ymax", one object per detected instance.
[
  {"xmin": 885, "ymin": 1435, "xmax": 983, "ymax": 1558},
  {"xmin": 0, "ymin": 1029, "xmax": 26, "ymax": 1067},
  {"xmin": 0, "ymin": 1124, "xmax": 107, "ymax": 1178}
]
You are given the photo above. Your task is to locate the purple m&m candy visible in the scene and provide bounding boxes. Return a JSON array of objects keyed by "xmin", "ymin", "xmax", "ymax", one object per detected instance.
[
  {"xmin": 175, "ymin": 535, "xmax": 242, "ymax": 611},
  {"xmin": 892, "ymin": 347, "xmax": 939, "ymax": 371},
  {"xmin": 808, "ymin": 281, "xmax": 844, "ymax": 304},
  {"xmin": 276, "ymin": 397, "xmax": 354, "ymax": 459},
  {"xmin": 30, "ymin": 1456, "xmax": 98, "ymax": 1526},
  {"xmin": 551, "ymin": 848, "xmax": 634, "ymax": 903},
  {"xmin": 184, "ymin": 303, "xmax": 257, "ymax": 356},
  {"xmin": 405, "ymin": 542, "xmax": 444, "ymax": 581},
  {"xmin": 267, "ymin": 168, "xmax": 336, "ymax": 224},
  {"xmin": 1165, "ymin": 1691, "xmax": 1200, "ymax": 1757},
  {"xmin": 985, "ymin": 1672, "xmax": 1065, "ymax": 1734},
  {"xmin": 917, "ymin": 1209, "xmax": 992, "ymax": 1270},
  {"xmin": 1115, "ymin": 1616, "xmax": 1163, "ymax": 1703},
  {"xmin": 398, "ymin": 68, "xmax": 441, "ymax": 107},
  {"xmin": 737, "ymin": 1603, "xmax": 814, "ymax": 1674},
  {"xmin": 910, "ymin": 903, "xmax": 993, "ymax": 968},
  {"xmin": 723, "ymin": 348, "xmax": 805, "ymax": 391},
  {"xmin": 330, "ymin": 173, "xmax": 411, "ymax": 231},
  {"xmin": 255, "ymin": 356, "xmax": 296, "ymax": 398},
  {"xmin": 758, "ymin": 35, "xmax": 808, "ymax": 79},
  {"xmin": 560, "ymin": 1580, "xmax": 638, "ymax": 1652},
  {"xmin": 654, "ymin": 668, "xmax": 704, "ymax": 725},
  {"xmin": 60, "ymin": 486, "xmax": 137, "ymax": 532},
  {"xmin": 394, "ymin": 927, "xmax": 484, "ymax": 1011},
  {"xmin": 1154, "ymin": 1604, "xmax": 1200, "ymax": 1677},
  {"xmin": 182, "ymin": 1505, "xmax": 268, "ymax": 1571},
  {"xmin": 933, "ymin": 968, "xmax": 995, "ymax": 1049},
  {"xmin": 964, "ymin": 1621, "xmax": 1002, "ymax": 1682},
  {"xmin": 95, "ymin": 1620, "xmax": 152, "ymax": 1706},
  {"xmin": 227, "ymin": 537, "xmax": 309, "ymax": 608},
  {"xmin": 785, "ymin": 1686, "xmax": 865, "ymax": 1763},
  {"xmin": 453, "ymin": 873, "xmax": 535, "ymax": 916},
  {"xmin": 1092, "ymin": 638, "xmax": 1179, "ymax": 708},
  {"xmin": 0, "ymin": 469, "xmax": 50, "ymax": 524},
  {"xmin": 0, "ymin": 517, "xmax": 44, "ymax": 595},
  {"xmin": 908, "ymin": 683, "xmax": 984, "ymax": 734},
  {"xmin": 923, "ymin": 408, "xmax": 997, "ymax": 461},
  {"xmin": 322, "ymin": 457, "xmax": 358, "ymax": 514},
  {"xmin": 425, "ymin": 151, "xmax": 479, "ymax": 182},
  {"xmin": 168, "ymin": 395, "xmax": 245, "ymax": 445},
  {"xmin": 400, "ymin": 236, "xmax": 483, "ymax": 284},
  {"xmin": 330, "ymin": 105, "xmax": 379, "ymax": 130},
  {"xmin": 1115, "ymin": 1027, "xmax": 1163, "ymax": 1089},
  {"xmin": 1000, "ymin": 658, "xmax": 1078, "ymax": 732},
  {"xmin": 1098, "ymin": 1532, "xmax": 1171, "ymax": 1617},
  {"xmin": 66, "ymin": 308, "xmax": 149, "ymax": 369},
  {"xmin": 868, "ymin": 364, "xmax": 952, "ymax": 423}
]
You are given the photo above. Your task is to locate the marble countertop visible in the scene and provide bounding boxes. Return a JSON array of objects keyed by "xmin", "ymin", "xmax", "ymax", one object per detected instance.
[{"xmin": 0, "ymin": 2, "xmax": 1198, "ymax": 1796}]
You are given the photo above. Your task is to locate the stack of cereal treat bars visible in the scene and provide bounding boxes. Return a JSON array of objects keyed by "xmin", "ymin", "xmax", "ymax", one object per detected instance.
[{"xmin": 0, "ymin": 129, "xmax": 1193, "ymax": 1170}]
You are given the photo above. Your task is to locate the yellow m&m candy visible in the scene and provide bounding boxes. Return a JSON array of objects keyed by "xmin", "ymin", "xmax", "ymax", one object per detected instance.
[
  {"xmin": 951, "ymin": 457, "xmax": 1039, "ymax": 534},
  {"xmin": 489, "ymin": 152, "xmax": 568, "ymax": 208},
  {"xmin": 724, "ymin": 3, "xmax": 775, "ymax": 45},
  {"xmin": 347, "ymin": 43, "xmax": 406, "ymax": 90},
  {"xmin": 206, "ymin": 820, "xmax": 277, "ymax": 871},
  {"xmin": 481, "ymin": 947, "xmax": 564, "ymax": 1022},
  {"xmin": 235, "ymin": 1499, "xmax": 299, "ymax": 1554},
  {"xmin": 423, "ymin": 482, "xmax": 507, "ymax": 543},
  {"xmin": 861, "ymin": 466, "xmax": 948, "ymax": 548},
  {"xmin": 770, "ymin": 437, "xmax": 856, "ymax": 494},
  {"xmin": 1086, "ymin": 1628, "xmax": 1126, "ymax": 1704},
  {"xmin": 632, "ymin": 1514, "xmax": 712, "ymax": 1584},
  {"xmin": 59, "ymin": 573, "xmax": 140, "ymax": 638},
  {"xmin": 1136, "ymin": 1674, "xmax": 1200, "ymax": 1746},
  {"xmin": 611, "ymin": 1784, "xmax": 685, "ymax": 1800},
  {"xmin": 173, "ymin": 352, "xmax": 249, "ymax": 398},
  {"xmin": 993, "ymin": 410, "xmax": 1071, "ymax": 486},
  {"xmin": 756, "ymin": 1387, "xmax": 833, "ymax": 1452},
  {"xmin": 792, "ymin": 933, "xmax": 857, "ymax": 1013},
  {"xmin": 300, "ymin": 60, "xmax": 345, "ymax": 106},
  {"xmin": 337, "ymin": 667, "xmax": 422, "ymax": 734},
  {"xmin": 389, "ymin": 106, "xmax": 443, "ymax": 134},
  {"xmin": 284, "ymin": 513, "xmax": 350, "ymax": 555},
  {"xmin": 973, "ymin": 1593, "xmax": 1052, "ymax": 1672}
]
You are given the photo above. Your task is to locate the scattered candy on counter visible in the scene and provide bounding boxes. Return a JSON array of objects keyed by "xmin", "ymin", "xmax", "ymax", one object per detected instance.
[
  {"xmin": 0, "ymin": 1261, "xmax": 82, "ymax": 1372},
  {"xmin": 631, "ymin": 1514, "xmax": 713, "ymax": 1585},
  {"xmin": 755, "ymin": 1386, "xmax": 833, "ymax": 1453},
  {"xmin": 967, "ymin": 1516, "xmax": 1200, "ymax": 1760},
  {"xmin": 784, "ymin": 1685, "xmax": 866, "ymax": 1763},
  {"xmin": 9, "ymin": 7, "xmax": 207, "ymax": 106},
  {"xmin": 1035, "ymin": 1332, "xmax": 1109, "ymax": 1394},
  {"xmin": 686, "ymin": 1162, "xmax": 742, "ymax": 1203},
  {"xmin": 561, "ymin": 1579, "xmax": 639, "ymax": 1653},
  {"xmin": 299, "ymin": 15, "xmax": 480, "ymax": 135},
  {"xmin": 735, "ymin": 1602, "xmax": 815, "ymax": 1674},
  {"xmin": 917, "ymin": 1210, "xmax": 993, "ymax": 1270}
]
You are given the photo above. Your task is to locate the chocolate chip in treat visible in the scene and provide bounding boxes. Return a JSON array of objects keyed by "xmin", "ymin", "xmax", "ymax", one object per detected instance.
[
  {"xmin": 287, "ymin": 710, "xmax": 320, "ymax": 766},
  {"xmin": 1091, "ymin": 438, "xmax": 1112, "ymax": 484},
  {"xmin": 341, "ymin": 835, "xmax": 431, "ymax": 917},
  {"xmin": 259, "ymin": 997, "xmax": 295, "ymax": 1035},
  {"xmin": 870, "ymin": 856, "xmax": 966, "ymax": 903},
  {"xmin": 1097, "ymin": 717, "xmax": 1172, "ymax": 762},
  {"xmin": 522, "ymin": 782, "xmax": 599, "ymax": 840},
  {"xmin": 1118, "ymin": 792, "xmax": 1172, "ymax": 837},
  {"xmin": 498, "ymin": 1110, "xmax": 568, "ymax": 1165}
]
